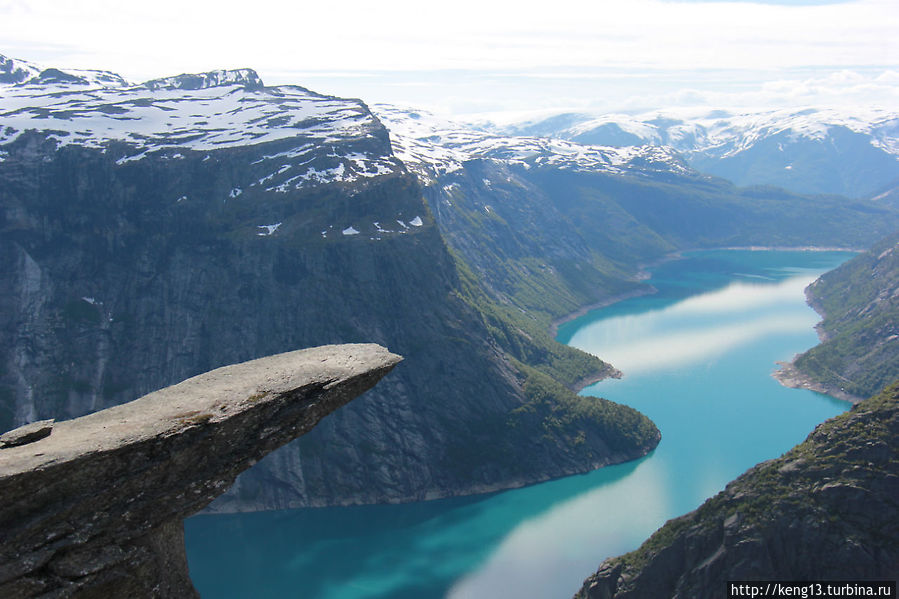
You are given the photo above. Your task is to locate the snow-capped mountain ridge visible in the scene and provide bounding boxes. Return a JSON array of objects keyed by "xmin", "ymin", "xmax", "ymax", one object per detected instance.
[
  {"xmin": 373, "ymin": 104, "xmax": 694, "ymax": 184},
  {"xmin": 1, "ymin": 54, "xmax": 130, "ymax": 88},
  {"xmin": 0, "ymin": 54, "xmax": 401, "ymax": 188},
  {"xmin": 497, "ymin": 106, "xmax": 899, "ymax": 197},
  {"xmin": 505, "ymin": 106, "xmax": 899, "ymax": 156},
  {"xmin": 0, "ymin": 54, "xmax": 42, "ymax": 85},
  {"xmin": 143, "ymin": 69, "xmax": 263, "ymax": 91}
]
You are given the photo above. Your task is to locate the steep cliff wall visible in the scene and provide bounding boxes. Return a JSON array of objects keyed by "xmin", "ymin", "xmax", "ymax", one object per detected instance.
[
  {"xmin": 0, "ymin": 344, "xmax": 401, "ymax": 598},
  {"xmin": 0, "ymin": 64, "xmax": 660, "ymax": 510},
  {"xmin": 576, "ymin": 382, "xmax": 899, "ymax": 599}
]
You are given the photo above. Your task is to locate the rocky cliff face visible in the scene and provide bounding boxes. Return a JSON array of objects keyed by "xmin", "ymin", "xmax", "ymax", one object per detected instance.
[
  {"xmin": 0, "ymin": 344, "xmax": 401, "ymax": 598},
  {"xmin": 3, "ymin": 54, "xmax": 896, "ymax": 512},
  {"xmin": 576, "ymin": 382, "xmax": 899, "ymax": 599},
  {"xmin": 0, "ymin": 55, "xmax": 661, "ymax": 511}
]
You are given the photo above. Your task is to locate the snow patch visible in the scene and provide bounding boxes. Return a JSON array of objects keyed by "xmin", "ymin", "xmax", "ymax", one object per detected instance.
[
  {"xmin": 409, "ymin": 216, "xmax": 423, "ymax": 227},
  {"xmin": 229, "ymin": 187, "xmax": 242, "ymax": 198},
  {"xmin": 257, "ymin": 222, "xmax": 281, "ymax": 236},
  {"xmin": 0, "ymin": 72, "xmax": 399, "ymax": 191},
  {"xmin": 115, "ymin": 152, "xmax": 148, "ymax": 164},
  {"xmin": 342, "ymin": 226, "xmax": 359, "ymax": 236},
  {"xmin": 373, "ymin": 104, "xmax": 692, "ymax": 181}
]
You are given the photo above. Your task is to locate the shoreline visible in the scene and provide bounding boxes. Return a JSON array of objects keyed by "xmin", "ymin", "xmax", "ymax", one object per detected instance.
[
  {"xmin": 705, "ymin": 245, "xmax": 863, "ymax": 253},
  {"xmin": 549, "ymin": 286, "xmax": 657, "ymax": 339},
  {"xmin": 570, "ymin": 365, "xmax": 623, "ymax": 394},
  {"xmin": 771, "ymin": 280, "xmax": 861, "ymax": 404},
  {"xmin": 549, "ymin": 248, "xmax": 687, "ymax": 340},
  {"xmin": 550, "ymin": 245, "xmax": 861, "ymax": 398},
  {"xmin": 772, "ymin": 361, "xmax": 862, "ymax": 405},
  {"xmin": 548, "ymin": 252, "xmax": 671, "ymax": 391}
]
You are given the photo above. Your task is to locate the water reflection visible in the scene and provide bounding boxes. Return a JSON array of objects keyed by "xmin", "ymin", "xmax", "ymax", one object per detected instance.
[
  {"xmin": 187, "ymin": 455, "xmax": 648, "ymax": 598},
  {"xmin": 447, "ymin": 457, "xmax": 670, "ymax": 598},
  {"xmin": 568, "ymin": 275, "xmax": 818, "ymax": 374}
]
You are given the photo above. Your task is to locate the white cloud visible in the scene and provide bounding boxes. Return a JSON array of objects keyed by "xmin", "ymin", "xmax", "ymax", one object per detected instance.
[
  {"xmin": 616, "ymin": 68, "xmax": 899, "ymax": 112},
  {"xmin": 2, "ymin": 0, "xmax": 895, "ymax": 79},
  {"xmin": 1, "ymin": 0, "xmax": 895, "ymax": 115}
]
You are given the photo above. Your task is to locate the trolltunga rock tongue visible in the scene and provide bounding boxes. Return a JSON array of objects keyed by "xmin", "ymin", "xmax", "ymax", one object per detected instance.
[{"xmin": 0, "ymin": 343, "xmax": 401, "ymax": 598}]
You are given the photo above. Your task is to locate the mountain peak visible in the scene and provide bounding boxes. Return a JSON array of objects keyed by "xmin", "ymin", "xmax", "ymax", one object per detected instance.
[
  {"xmin": 1, "ymin": 54, "xmax": 130, "ymax": 88},
  {"xmin": 142, "ymin": 68, "xmax": 264, "ymax": 91},
  {"xmin": 0, "ymin": 54, "xmax": 41, "ymax": 85},
  {"xmin": 29, "ymin": 67, "xmax": 89, "ymax": 86}
]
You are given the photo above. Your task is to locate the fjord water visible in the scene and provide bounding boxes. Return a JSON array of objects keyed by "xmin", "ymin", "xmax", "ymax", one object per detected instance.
[{"xmin": 185, "ymin": 250, "xmax": 853, "ymax": 599}]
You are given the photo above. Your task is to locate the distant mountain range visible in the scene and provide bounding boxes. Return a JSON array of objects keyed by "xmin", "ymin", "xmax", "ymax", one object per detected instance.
[
  {"xmin": 2, "ymin": 52, "xmax": 897, "ymax": 512},
  {"xmin": 489, "ymin": 106, "xmax": 899, "ymax": 199},
  {"xmin": 373, "ymin": 104, "xmax": 693, "ymax": 183}
]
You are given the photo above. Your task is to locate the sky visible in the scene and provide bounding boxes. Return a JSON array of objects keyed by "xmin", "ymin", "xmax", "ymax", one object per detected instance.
[{"xmin": 1, "ymin": 0, "xmax": 896, "ymax": 117}]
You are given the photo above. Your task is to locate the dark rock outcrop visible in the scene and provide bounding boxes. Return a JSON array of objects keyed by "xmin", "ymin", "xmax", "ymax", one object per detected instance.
[
  {"xmin": 0, "ymin": 343, "xmax": 401, "ymax": 598},
  {"xmin": 576, "ymin": 382, "xmax": 899, "ymax": 599}
]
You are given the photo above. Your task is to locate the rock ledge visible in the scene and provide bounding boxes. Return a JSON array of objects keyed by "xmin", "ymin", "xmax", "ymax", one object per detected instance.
[{"xmin": 0, "ymin": 344, "xmax": 401, "ymax": 598}]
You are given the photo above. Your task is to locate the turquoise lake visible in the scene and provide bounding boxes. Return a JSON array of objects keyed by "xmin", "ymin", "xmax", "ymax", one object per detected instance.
[{"xmin": 185, "ymin": 249, "xmax": 854, "ymax": 598}]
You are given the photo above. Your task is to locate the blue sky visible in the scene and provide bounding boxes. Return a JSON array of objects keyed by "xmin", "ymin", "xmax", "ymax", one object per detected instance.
[{"xmin": 1, "ymin": 0, "xmax": 895, "ymax": 116}]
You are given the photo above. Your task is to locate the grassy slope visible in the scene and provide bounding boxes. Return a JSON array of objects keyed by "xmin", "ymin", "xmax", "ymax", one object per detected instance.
[{"xmin": 793, "ymin": 231, "xmax": 899, "ymax": 400}]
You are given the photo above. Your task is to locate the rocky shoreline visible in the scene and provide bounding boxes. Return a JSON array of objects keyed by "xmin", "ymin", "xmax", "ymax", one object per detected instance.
[
  {"xmin": 772, "ymin": 360, "xmax": 862, "ymax": 404},
  {"xmin": 770, "ymin": 276, "xmax": 863, "ymax": 404}
]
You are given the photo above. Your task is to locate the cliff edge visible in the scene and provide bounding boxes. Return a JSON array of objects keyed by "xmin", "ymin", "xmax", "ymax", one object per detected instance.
[
  {"xmin": 0, "ymin": 344, "xmax": 401, "ymax": 598},
  {"xmin": 576, "ymin": 381, "xmax": 899, "ymax": 599}
]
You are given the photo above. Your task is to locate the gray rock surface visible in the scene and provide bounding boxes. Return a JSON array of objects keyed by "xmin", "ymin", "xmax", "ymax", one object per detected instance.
[
  {"xmin": 0, "ymin": 343, "xmax": 400, "ymax": 598},
  {"xmin": 0, "ymin": 419, "xmax": 53, "ymax": 448}
]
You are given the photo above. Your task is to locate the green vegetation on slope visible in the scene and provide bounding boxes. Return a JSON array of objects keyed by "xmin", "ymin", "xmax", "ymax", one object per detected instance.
[
  {"xmin": 793, "ymin": 231, "xmax": 899, "ymax": 400},
  {"xmin": 450, "ymin": 250, "xmax": 615, "ymax": 388},
  {"xmin": 515, "ymin": 365, "xmax": 657, "ymax": 454},
  {"xmin": 434, "ymin": 246, "xmax": 662, "ymax": 483}
]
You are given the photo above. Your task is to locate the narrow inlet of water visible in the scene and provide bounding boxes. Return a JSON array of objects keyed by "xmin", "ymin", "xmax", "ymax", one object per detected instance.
[{"xmin": 186, "ymin": 249, "xmax": 854, "ymax": 598}]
